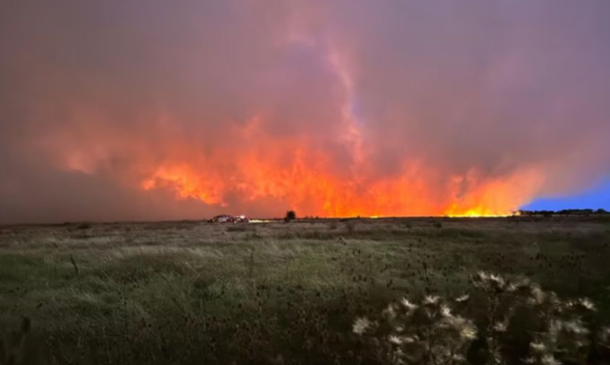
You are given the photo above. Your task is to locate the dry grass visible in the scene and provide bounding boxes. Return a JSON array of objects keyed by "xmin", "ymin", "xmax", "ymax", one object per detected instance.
[{"xmin": 1, "ymin": 217, "xmax": 609, "ymax": 364}]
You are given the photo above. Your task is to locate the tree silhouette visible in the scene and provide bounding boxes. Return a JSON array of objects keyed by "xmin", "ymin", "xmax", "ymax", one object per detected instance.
[{"xmin": 284, "ymin": 210, "xmax": 296, "ymax": 222}]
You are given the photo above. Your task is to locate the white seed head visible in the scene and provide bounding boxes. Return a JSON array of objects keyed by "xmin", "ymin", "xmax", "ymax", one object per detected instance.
[
  {"xmin": 579, "ymin": 298, "xmax": 596, "ymax": 311},
  {"xmin": 460, "ymin": 325, "xmax": 477, "ymax": 340},
  {"xmin": 563, "ymin": 319, "xmax": 589, "ymax": 335},
  {"xmin": 401, "ymin": 298, "xmax": 418, "ymax": 311},
  {"xmin": 423, "ymin": 295, "xmax": 440, "ymax": 305},
  {"xmin": 353, "ymin": 317, "xmax": 371, "ymax": 335},
  {"xmin": 383, "ymin": 304, "xmax": 397, "ymax": 320},
  {"xmin": 541, "ymin": 354, "xmax": 560, "ymax": 365},
  {"xmin": 528, "ymin": 286, "xmax": 546, "ymax": 305},
  {"xmin": 493, "ymin": 320, "xmax": 508, "ymax": 333},
  {"xmin": 455, "ymin": 294, "xmax": 470, "ymax": 303},
  {"xmin": 388, "ymin": 335, "xmax": 403, "ymax": 345},
  {"xmin": 530, "ymin": 342, "xmax": 546, "ymax": 353}
]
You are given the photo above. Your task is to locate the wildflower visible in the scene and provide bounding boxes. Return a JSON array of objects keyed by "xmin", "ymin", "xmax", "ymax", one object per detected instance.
[{"xmin": 353, "ymin": 317, "xmax": 371, "ymax": 335}]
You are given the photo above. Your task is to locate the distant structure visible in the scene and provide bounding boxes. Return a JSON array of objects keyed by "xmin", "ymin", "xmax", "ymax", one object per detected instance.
[{"xmin": 208, "ymin": 215, "xmax": 249, "ymax": 223}]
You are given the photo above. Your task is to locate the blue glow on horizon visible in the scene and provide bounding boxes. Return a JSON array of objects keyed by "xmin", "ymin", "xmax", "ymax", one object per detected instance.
[{"xmin": 523, "ymin": 177, "xmax": 610, "ymax": 211}]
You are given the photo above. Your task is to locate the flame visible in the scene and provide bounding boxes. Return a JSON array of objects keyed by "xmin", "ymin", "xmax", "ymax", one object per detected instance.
[
  {"xmin": 445, "ymin": 208, "xmax": 510, "ymax": 218},
  {"xmin": 141, "ymin": 164, "xmax": 226, "ymax": 206},
  {"xmin": 54, "ymin": 111, "xmax": 545, "ymax": 218},
  {"xmin": 139, "ymin": 137, "xmax": 545, "ymax": 218},
  {"xmin": 443, "ymin": 170, "xmax": 545, "ymax": 218}
]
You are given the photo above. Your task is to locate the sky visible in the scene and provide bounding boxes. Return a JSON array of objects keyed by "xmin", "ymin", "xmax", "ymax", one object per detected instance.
[
  {"xmin": 525, "ymin": 177, "xmax": 610, "ymax": 211},
  {"xmin": 1, "ymin": 0, "xmax": 610, "ymax": 223}
]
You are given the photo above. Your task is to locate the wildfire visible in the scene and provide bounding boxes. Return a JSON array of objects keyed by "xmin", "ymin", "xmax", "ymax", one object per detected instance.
[
  {"xmin": 444, "ymin": 208, "xmax": 511, "ymax": 218},
  {"xmin": 139, "ymin": 150, "xmax": 543, "ymax": 218},
  {"xmin": 141, "ymin": 164, "xmax": 226, "ymax": 206}
]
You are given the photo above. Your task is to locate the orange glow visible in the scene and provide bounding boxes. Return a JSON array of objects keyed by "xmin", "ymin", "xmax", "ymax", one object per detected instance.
[
  {"xmin": 43, "ymin": 38, "xmax": 551, "ymax": 220},
  {"xmin": 444, "ymin": 208, "xmax": 510, "ymax": 218},
  {"xmin": 443, "ymin": 170, "xmax": 545, "ymax": 218},
  {"xmin": 137, "ymin": 128, "xmax": 545, "ymax": 218},
  {"xmin": 141, "ymin": 164, "xmax": 226, "ymax": 206}
]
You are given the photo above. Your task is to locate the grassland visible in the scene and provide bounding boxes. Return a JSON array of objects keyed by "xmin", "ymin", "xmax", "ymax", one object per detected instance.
[{"xmin": 1, "ymin": 217, "xmax": 610, "ymax": 364}]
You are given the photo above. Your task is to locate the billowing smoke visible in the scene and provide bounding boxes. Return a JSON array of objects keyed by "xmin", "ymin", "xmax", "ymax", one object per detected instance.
[{"xmin": 1, "ymin": 0, "xmax": 609, "ymax": 223}]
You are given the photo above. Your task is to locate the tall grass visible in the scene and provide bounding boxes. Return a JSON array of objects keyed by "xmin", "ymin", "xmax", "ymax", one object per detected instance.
[{"xmin": 1, "ymin": 217, "xmax": 609, "ymax": 364}]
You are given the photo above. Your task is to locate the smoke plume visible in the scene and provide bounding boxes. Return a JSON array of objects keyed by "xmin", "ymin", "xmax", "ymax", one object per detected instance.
[{"xmin": 1, "ymin": 0, "xmax": 610, "ymax": 223}]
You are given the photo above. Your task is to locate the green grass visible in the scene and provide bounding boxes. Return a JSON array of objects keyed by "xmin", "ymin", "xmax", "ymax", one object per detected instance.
[{"xmin": 1, "ymin": 217, "xmax": 609, "ymax": 364}]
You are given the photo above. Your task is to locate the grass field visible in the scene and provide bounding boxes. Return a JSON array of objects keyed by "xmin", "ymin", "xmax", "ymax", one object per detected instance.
[{"xmin": 1, "ymin": 217, "xmax": 610, "ymax": 364}]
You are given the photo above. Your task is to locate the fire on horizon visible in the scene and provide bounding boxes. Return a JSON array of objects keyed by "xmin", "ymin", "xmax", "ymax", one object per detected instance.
[{"xmin": 1, "ymin": 0, "xmax": 610, "ymax": 222}]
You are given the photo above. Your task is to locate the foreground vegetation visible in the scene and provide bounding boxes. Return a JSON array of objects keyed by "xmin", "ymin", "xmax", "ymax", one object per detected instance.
[{"xmin": 1, "ymin": 217, "xmax": 609, "ymax": 364}]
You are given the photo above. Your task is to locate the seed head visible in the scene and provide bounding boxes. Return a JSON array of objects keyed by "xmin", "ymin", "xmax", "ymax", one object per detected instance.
[{"xmin": 353, "ymin": 317, "xmax": 371, "ymax": 335}]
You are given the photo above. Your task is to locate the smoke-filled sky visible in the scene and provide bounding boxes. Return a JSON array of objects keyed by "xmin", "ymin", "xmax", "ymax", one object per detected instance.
[{"xmin": 1, "ymin": 0, "xmax": 610, "ymax": 223}]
